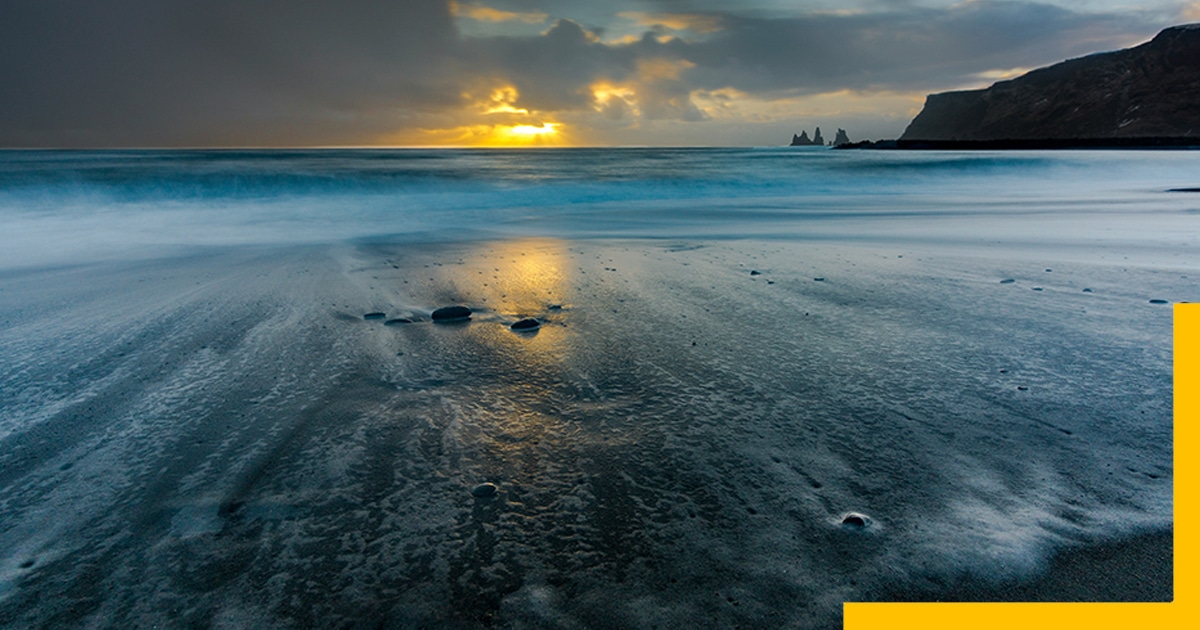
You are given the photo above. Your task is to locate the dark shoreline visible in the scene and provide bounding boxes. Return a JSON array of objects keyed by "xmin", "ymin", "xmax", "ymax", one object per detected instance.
[
  {"xmin": 836, "ymin": 137, "xmax": 1200, "ymax": 150},
  {"xmin": 869, "ymin": 529, "xmax": 1173, "ymax": 604}
]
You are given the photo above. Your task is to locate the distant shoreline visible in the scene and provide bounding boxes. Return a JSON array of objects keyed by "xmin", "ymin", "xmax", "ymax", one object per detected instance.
[{"xmin": 834, "ymin": 137, "xmax": 1200, "ymax": 150}]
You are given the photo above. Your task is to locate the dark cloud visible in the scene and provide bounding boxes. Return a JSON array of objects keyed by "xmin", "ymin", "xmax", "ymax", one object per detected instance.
[
  {"xmin": 673, "ymin": 1, "xmax": 1152, "ymax": 96},
  {"xmin": 0, "ymin": 0, "xmax": 1171, "ymax": 146},
  {"xmin": 461, "ymin": 19, "xmax": 620, "ymax": 112},
  {"xmin": 0, "ymin": 0, "xmax": 459, "ymax": 146}
]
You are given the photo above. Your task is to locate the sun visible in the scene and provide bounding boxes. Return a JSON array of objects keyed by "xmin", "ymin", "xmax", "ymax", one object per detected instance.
[
  {"xmin": 502, "ymin": 123, "xmax": 560, "ymax": 139},
  {"xmin": 383, "ymin": 121, "xmax": 568, "ymax": 147}
]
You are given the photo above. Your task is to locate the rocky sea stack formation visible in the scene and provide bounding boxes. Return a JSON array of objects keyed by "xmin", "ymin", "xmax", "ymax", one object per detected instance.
[
  {"xmin": 791, "ymin": 127, "xmax": 852, "ymax": 146},
  {"xmin": 901, "ymin": 24, "xmax": 1200, "ymax": 143},
  {"xmin": 790, "ymin": 129, "xmax": 821, "ymax": 146}
]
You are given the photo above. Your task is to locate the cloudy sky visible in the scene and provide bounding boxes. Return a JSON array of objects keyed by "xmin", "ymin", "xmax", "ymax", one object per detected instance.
[{"xmin": 1, "ymin": 0, "xmax": 1196, "ymax": 147}]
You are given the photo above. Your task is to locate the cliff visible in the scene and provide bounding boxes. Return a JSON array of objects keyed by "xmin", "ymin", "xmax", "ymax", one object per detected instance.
[{"xmin": 900, "ymin": 24, "xmax": 1200, "ymax": 141}]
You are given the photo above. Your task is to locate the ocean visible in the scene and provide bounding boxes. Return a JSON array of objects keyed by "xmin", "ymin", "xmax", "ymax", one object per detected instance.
[
  {"xmin": 0, "ymin": 148, "xmax": 1188, "ymax": 627},
  {"xmin": 2, "ymin": 148, "xmax": 1197, "ymax": 267}
]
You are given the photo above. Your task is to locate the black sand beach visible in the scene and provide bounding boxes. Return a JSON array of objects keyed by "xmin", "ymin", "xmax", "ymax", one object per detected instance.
[{"xmin": 0, "ymin": 236, "xmax": 1175, "ymax": 628}]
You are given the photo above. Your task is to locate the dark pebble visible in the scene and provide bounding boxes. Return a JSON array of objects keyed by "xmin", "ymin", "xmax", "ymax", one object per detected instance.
[
  {"xmin": 363, "ymin": 312, "xmax": 386, "ymax": 320},
  {"xmin": 1031, "ymin": 287, "xmax": 1043, "ymax": 291},
  {"xmin": 1149, "ymin": 299, "xmax": 1169, "ymax": 304},
  {"xmin": 548, "ymin": 304, "xmax": 563, "ymax": 310},
  {"xmin": 814, "ymin": 277, "xmax": 825, "ymax": 282},
  {"xmin": 1045, "ymin": 269, "xmax": 1052, "ymax": 272},
  {"xmin": 432, "ymin": 305, "xmax": 472, "ymax": 322},
  {"xmin": 999, "ymin": 278, "xmax": 1015, "ymax": 284},
  {"xmin": 510, "ymin": 318, "xmax": 540, "ymax": 331},
  {"xmin": 750, "ymin": 270, "xmax": 761, "ymax": 276},
  {"xmin": 384, "ymin": 318, "xmax": 413, "ymax": 325},
  {"xmin": 767, "ymin": 280, "xmax": 775, "ymax": 284},
  {"xmin": 19, "ymin": 559, "xmax": 35, "ymax": 569},
  {"xmin": 841, "ymin": 512, "xmax": 870, "ymax": 528},
  {"xmin": 1082, "ymin": 288, "xmax": 1093, "ymax": 293},
  {"xmin": 471, "ymin": 482, "xmax": 498, "ymax": 498},
  {"xmin": 1167, "ymin": 187, "xmax": 1200, "ymax": 192},
  {"xmin": 1017, "ymin": 386, "xmax": 1029, "ymax": 391}
]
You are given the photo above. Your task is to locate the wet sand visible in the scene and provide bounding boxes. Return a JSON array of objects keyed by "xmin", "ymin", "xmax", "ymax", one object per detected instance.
[
  {"xmin": 0, "ymin": 237, "xmax": 1177, "ymax": 628},
  {"xmin": 874, "ymin": 529, "xmax": 1172, "ymax": 603}
]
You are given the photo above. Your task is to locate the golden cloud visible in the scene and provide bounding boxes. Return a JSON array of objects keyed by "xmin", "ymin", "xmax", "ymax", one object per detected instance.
[
  {"xmin": 973, "ymin": 67, "xmax": 1035, "ymax": 81},
  {"xmin": 635, "ymin": 58, "xmax": 696, "ymax": 81},
  {"xmin": 449, "ymin": 1, "xmax": 549, "ymax": 24},
  {"xmin": 690, "ymin": 89, "xmax": 928, "ymax": 122},
  {"xmin": 617, "ymin": 11, "xmax": 724, "ymax": 34}
]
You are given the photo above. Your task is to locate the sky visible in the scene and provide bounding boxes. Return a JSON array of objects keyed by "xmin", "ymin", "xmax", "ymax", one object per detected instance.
[{"xmin": 1, "ymin": 0, "xmax": 1196, "ymax": 147}]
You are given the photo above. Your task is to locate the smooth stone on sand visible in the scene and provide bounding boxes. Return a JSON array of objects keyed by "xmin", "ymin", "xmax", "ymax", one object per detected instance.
[
  {"xmin": 999, "ymin": 278, "xmax": 1015, "ymax": 284},
  {"xmin": 384, "ymin": 318, "xmax": 413, "ymax": 325},
  {"xmin": 750, "ymin": 270, "xmax": 761, "ymax": 276},
  {"xmin": 1167, "ymin": 187, "xmax": 1200, "ymax": 192},
  {"xmin": 431, "ymin": 305, "xmax": 472, "ymax": 322},
  {"xmin": 1083, "ymin": 288, "xmax": 1094, "ymax": 293},
  {"xmin": 841, "ymin": 512, "xmax": 871, "ymax": 528},
  {"xmin": 510, "ymin": 318, "xmax": 540, "ymax": 331},
  {"xmin": 471, "ymin": 482, "xmax": 498, "ymax": 498},
  {"xmin": 1149, "ymin": 299, "xmax": 1169, "ymax": 304},
  {"xmin": 814, "ymin": 277, "xmax": 825, "ymax": 282},
  {"xmin": 363, "ymin": 312, "xmax": 386, "ymax": 320}
]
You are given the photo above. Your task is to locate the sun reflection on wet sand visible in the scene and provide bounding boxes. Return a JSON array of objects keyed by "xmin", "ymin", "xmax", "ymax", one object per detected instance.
[
  {"xmin": 462, "ymin": 238, "xmax": 572, "ymax": 318},
  {"xmin": 407, "ymin": 238, "xmax": 595, "ymax": 466}
]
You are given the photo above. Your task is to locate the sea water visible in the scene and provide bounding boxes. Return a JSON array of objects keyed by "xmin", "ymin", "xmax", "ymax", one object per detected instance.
[
  {"xmin": 2, "ymin": 148, "xmax": 1198, "ymax": 267},
  {"xmin": 0, "ymin": 148, "xmax": 1190, "ymax": 627}
]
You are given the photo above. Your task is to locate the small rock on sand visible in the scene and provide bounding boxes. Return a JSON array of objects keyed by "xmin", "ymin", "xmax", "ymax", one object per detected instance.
[
  {"xmin": 363, "ymin": 312, "xmax": 386, "ymax": 320},
  {"xmin": 384, "ymin": 318, "xmax": 413, "ymax": 325},
  {"xmin": 814, "ymin": 277, "xmax": 825, "ymax": 282},
  {"xmin": 750, "ymin": 270, "xmax": 761, "ymax": 276},
  {"xmin": 999, "ymin": 278, "xmax": 1015, "ymax": 284},
  {"xmin": 511, "ymin": 318, "xmax": 540, "ymax": 331},
  {"xmin": 432, "ymin": 306, "xmax": 472, "ymax": 322},
  {"xmin": 840, "ymin": 512, "xmax": 870, "ymax": 528},
  {"xmin": 471, "ymin": 483, "xmax": 498, "ymax": 498},
  {"xmin": 1149, "ymin": 299, "xmax": 1169, "ymax": 304}
]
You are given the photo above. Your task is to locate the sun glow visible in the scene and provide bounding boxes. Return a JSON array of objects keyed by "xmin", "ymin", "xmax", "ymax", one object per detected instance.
[
  {"xmin": 505, "ymin": 123, "xmax": 559, "ymax": 137},
  {"xmin": 383, "ymin": 120, "xmax": 567, "ymax": 147}
]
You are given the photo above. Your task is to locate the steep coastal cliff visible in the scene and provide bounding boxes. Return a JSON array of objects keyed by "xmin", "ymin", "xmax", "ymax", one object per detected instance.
[{"xmin": 900, "ymin": 24, "xmax": 1200, "ymax": 143}]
